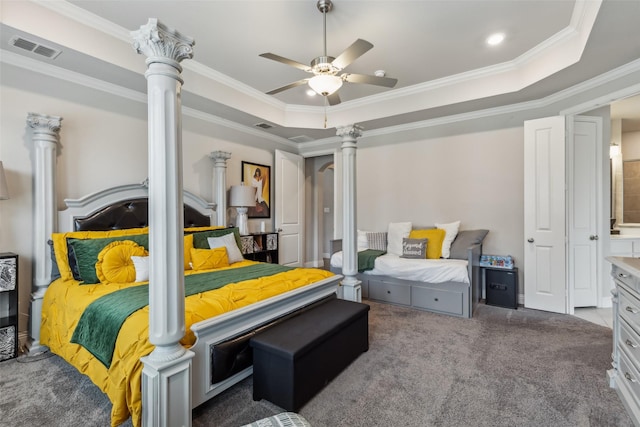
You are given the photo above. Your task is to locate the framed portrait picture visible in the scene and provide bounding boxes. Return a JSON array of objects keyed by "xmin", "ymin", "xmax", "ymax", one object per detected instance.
[{"xmin": 241, "ymin": 161, "xmax": 270, "ymax": 218}]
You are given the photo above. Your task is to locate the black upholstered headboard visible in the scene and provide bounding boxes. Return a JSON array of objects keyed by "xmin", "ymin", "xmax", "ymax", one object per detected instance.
[{"xmin": 73, "ymin": 198, "xmax": 212, "ymax": 231}]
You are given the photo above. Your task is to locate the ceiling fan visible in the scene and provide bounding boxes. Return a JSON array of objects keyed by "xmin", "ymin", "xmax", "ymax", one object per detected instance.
[{"xmin": 259, "ymin": 0, "xmax": 398, "ymax": 105}]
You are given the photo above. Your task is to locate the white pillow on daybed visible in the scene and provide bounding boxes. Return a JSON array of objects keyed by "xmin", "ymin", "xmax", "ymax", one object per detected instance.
[
  {"xmin": 357, "ymin": 229, "xmax": 369, "ymax": 251},
  {"xmin": 436, "ymin": 220, "xmax": 460, "ymax": 259},
  {"xmin": 387, "ymin": 222, "xmax": 412, "ymax": 256}
]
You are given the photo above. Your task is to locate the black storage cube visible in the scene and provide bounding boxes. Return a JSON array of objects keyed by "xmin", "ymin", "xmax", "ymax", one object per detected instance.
[
  {"xmin": 485, "ymin": 267, "xmax": 518, "ymax": 309},
  {"xmin": 250, "ymin": 298, "xmax": 369, "ymax": 412}
]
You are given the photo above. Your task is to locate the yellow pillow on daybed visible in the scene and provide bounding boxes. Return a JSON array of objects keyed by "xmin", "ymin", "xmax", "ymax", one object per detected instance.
[
  {"xmin": 95, "ymin": 240, "xmax": 148, "ymax": 283},
  {"xmin": 189, "ymin": 247, "xmax": 229, "ymax": 270},
  {"xmin": 409, "ymin": 228, "xmax": 446, "ymax": 259}
]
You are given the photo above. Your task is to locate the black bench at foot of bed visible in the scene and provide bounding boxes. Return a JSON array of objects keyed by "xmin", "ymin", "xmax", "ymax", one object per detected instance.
[{"xmin": 250, "ymin": 297, "xmax": 370, "ymax": 412}]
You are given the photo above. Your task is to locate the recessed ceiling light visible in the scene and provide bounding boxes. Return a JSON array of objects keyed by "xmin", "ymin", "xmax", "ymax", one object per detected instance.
[
  {"xmin": 306, "ymin": 89, "xmax": 317, "ymax": 97},
  {"xmin": 486, "ymin": 33, "xmax": 505, "ymax": 46}
]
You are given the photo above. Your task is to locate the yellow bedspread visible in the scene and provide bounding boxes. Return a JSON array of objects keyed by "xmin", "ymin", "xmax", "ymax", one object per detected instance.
[{"xmin": 40, "ymin": 260, "xmax": 335, "ymax": 427}]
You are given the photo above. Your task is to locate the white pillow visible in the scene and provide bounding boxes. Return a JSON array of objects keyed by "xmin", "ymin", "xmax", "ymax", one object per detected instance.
[
  {"xmin": 131, "ymin": 255, "xmax": 150, "ymax": 282},
  {"xmin": 208, "ymin": 233, "xmax": 244, "ymax": 264},
  {"xmin": 357, "ymin": 229, "xmax": 369, "ymax": 251},
  {"xmin": 435, "ymin": 220, "xmax": 460, "ymax": 259},
  {"xmin": 387, "ymin": 222, "xmax": 412, "ymax": 256}
]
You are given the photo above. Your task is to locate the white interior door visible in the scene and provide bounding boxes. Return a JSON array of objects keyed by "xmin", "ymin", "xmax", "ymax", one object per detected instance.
[
  {"xmin": 524, "ymin": 116, "xmax": 567, "ymax": 314},
  {"xmin": 275, "ymin": 149, "xmax": 304, "ymax": 267},
  {"xmin": 568, "ymin": 116, "xmax": 601, "ymax": 308}
]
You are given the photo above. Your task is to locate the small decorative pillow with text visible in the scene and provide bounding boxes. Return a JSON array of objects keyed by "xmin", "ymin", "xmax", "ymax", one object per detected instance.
[
  {"xmin": 400, "ymin": 238, "xmax": 427, "ymax": 259},
  {"xmin": 190, "ymin": 247, "xmax": 229, "ymax": 270},
  {"xmin": 95, "ymin": 240, "xmax": 148, "ymax": 283}
]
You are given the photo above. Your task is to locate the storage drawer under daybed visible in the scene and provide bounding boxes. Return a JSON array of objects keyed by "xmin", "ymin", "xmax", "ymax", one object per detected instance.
[{"xmin": 360, "ymin": 275, "xmax": 470, "ymax": 318}]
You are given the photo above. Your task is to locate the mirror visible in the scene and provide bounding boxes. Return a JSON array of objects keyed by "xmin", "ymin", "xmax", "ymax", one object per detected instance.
[{"xmin": 611, "ymin": 94, "xmax": 640, "ymax": 230}]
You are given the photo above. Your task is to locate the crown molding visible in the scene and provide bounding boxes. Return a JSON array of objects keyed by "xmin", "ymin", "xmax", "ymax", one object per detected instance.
[
  {"xmin": 1, "ymin": 49, "xmax": 295, "ymax": 150},
  {"xmin": 30, "ymin": 0, "xmax": 602, "ymax": 130},
  {"xmin": 298, "ymin": 57, "xmax": 640, "ymax": 151}
]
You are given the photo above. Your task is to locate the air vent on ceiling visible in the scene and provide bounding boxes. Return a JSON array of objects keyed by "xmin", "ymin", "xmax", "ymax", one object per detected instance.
[
  {"xmin": 9, "ymin": 36, "xmax": 61, "ymax": 59},
  {"xmin": 255, "ymin": 122, "xmax": 274, "ymax": 129},
  {"xmin": 289, "ymin": 135, "xmax": 315, "ymax": 143}
]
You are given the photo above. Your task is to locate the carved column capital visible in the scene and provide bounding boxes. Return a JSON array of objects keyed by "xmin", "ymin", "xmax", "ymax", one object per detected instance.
[
  {"xmin": 336, "ymin": 124, "xmax": 363, "ymax": 141},
  {"xmin": 27, "ymin": 113, "xmax": 62, "ymax": 134},
  {"xmin": 209, "ymin": 151, "xmax": 232, "ymax": 165},
  {"xmin": 131, "ymin": 18, "xmax": 195, "ymax": 68}
]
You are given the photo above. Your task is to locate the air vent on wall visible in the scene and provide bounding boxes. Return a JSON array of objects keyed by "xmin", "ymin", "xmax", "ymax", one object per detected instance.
[
  {"xmin": 9, "ymin": 36, "xmax": 61, "ymax": 59},
  {"xmin": 254, "ymin": 122, "xmax": 274, "ymax": 129}
]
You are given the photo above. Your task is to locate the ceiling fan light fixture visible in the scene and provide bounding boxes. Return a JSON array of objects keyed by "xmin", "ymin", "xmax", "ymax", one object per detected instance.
[{"xmin": 308, "ymin": 74, "xmax": 343, "ymax": 96}]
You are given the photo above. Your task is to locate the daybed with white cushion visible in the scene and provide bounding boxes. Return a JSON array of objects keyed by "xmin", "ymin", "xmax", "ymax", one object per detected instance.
[{"xmin": 330, "ymin": 222, "xmax": 488, "ymax": 318}]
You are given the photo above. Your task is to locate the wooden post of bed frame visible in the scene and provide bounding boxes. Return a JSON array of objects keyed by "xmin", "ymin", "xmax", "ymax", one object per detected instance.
[
  {"xmin": 132, "ymin": 19, "xmax": 195, "ymax": 427},
  {"xmin": 209, "ymin": 151, "xmax": 231, "ymax": 226},
  {"xmin": 337, "ymin": 124, "xmax": 363, "ymax": 302},
  {"xmin": 26, "ymin": 112, "xmax": 62, "ymax": 355}
]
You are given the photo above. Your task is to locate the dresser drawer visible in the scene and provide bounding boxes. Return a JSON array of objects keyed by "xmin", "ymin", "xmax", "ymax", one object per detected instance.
[
  {"xmin": 620, "ymin": 318, "xmax": 640, "ymax": 364},
  {"xmin": 617, "ymin": 349, "xmax": 640, "ymax": 409},
  {"xmin": 368, "ymin": 279, "xmax": 411, "ymax": 306},
  {"xmin": 613, "ymin": 264, "xmax": 640, "ymax": 294},
  {"xmin": 412, "ymin": 286, "xmax": 463, "ymax": 316},
  {"xmin": 619, "ymin": 287, "xmax": 640, "ymax": 333}
]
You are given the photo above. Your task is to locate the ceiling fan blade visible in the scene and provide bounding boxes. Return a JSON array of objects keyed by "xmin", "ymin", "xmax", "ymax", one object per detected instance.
[
  {"xmin": 342, "ymin": 73, "xmax": 398, "ymax": 88},
  {"xmin": 331, "ymin": 39, "xmax": 373, "ymax": 70},
  {"xmin": 266, "ymin": 79, "xmax": 310, "ymax": 95},
  {"xmin": 259, "ymin": 53, "xmax": 311, "ymax": 72},
  {"xmin": 327, "ymin": 92, "xmax": 341, "ymax": 106}
]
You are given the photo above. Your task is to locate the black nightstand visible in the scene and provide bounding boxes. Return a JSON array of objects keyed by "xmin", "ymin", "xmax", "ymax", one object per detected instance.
[
  {"xmin": 0, "ymin": 253, "xmax": 18, "ymax": 361},
  {"xmin": 484, "ymin": 266, "xmax": 518, "ymax": 309},
  {"xmin": 240, "ymin": 233, "xmax": 279, "ymax": 264}
]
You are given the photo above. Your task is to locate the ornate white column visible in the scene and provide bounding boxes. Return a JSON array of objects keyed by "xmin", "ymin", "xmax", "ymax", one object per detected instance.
[
  {"xmin": 27, "ymin": 112, "xmax": 62, "ymax": 355},
  {"xmin": 337, "ymin": 124, "xmax": 362, "ymax": 302},
  {"xmin": 209, "ymin": 151, "xmax": 231, "ymax": 226},
  {"xmin": 131, "ymin": 19, "xmax": 195, "ymax": 427}
]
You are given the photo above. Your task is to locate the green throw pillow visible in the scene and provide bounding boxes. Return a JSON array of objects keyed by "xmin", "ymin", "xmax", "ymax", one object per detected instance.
[{"xmin": 190, "ymin": 227, "xmax": 241, "ymax": 250}]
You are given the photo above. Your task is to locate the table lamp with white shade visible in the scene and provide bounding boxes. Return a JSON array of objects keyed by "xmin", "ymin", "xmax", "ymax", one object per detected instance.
[{"xmin": 229, "ymin": 184, "xmax": 255, "ymax": 235}]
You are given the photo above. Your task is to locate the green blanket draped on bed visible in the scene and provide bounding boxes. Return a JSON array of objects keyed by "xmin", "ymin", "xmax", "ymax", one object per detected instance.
[
  {"xmin": 358, "ymin": 249, "xmax": 386, "ymax": 272},
  {"xmin": 71, "ymin": 263, "xmax": 292, "ymax": 368}
]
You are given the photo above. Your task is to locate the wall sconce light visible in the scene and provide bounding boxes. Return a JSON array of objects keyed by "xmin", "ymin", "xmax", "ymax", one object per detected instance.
[
  {"xmin": 0, "ymin": 162, "xmax": 9, "ymax": 200},
  {"xmin": 229, "ymin": 184, "xmax": 256, "ymax": 235}
]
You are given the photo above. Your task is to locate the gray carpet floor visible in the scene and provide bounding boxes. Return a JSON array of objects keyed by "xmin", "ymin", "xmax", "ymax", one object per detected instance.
[{"xmin": 0, "ymin": 301, "xmax": 632, "ymax": 427}]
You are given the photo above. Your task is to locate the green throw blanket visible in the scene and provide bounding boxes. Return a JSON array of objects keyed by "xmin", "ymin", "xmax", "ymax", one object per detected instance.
[
  {"xmin": 71, "ymin": 263, "xmax": 292, "ymax": 368},
  {"xmin": 358, "ymin": 249, "xmax": 386, "ymax": 272}
]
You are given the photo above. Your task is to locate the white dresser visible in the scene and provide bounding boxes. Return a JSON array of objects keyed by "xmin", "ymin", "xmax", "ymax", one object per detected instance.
[{"xmin": 608, "ymin": 256, "xmax": 640, "ymax": 425}]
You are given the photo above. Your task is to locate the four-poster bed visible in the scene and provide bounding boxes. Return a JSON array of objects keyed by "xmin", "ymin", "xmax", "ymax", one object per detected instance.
[
  {"xmin": 40, "ymin": 183, "xmax": 341, "ymax": 426},
  {"xmin": 27, "ymin": 17, "xmax": 360, "ymax": 427}
]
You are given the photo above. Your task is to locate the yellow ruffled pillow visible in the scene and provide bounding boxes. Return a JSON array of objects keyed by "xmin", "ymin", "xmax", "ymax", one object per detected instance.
[
  {"xmin": 189, "ymin": 247, "xmax": 229, "ymax": 271},
  {"xmin": 95, "ymin": 240, "xmax": 148, "ymax": 283},
  {"xmin": 409, "ymin": 229, "xmax": 446, "ymax": 259}
]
